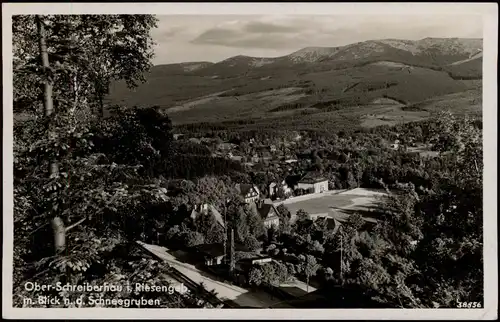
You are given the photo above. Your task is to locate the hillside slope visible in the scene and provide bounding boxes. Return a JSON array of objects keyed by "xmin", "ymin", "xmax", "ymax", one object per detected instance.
[{"xmin": 107, "ymin": 37, "xmax": 482, "ymax": 129}]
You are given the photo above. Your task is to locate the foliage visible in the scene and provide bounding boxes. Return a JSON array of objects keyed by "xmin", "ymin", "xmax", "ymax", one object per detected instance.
[
  {"xmin": 295, "ymin": 209, "xmax": 311, "ymax": 222},
  {"xmin": 194, "ymin": 211, "xmax": 224, "ymax": 244},
  {"xmin": 248, "ymin": 260, "xmax": 294, "ymax": 287},
  {"xmin": 243, "ymin": 235, "xmax": 261, "ymax": 252},
  {"xmin": 184, "ymin": 231, "xmax": 205, "ymax": 248},
  {"xmin": 13, "ymin": 15, "xmax": 158, "ymax": 115},
  {"xmin": 248, "ymin": 267, "xmax": 263, "ymax": 286},
  {"xmin": 12, "ymin": 14, "xmax": 209, "ymax": 308}
]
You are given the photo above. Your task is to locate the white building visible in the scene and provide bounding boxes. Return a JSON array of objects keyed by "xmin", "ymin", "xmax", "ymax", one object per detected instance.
[
  {"xmin": 296, "ymin": 172, "xmax": 329, "ymax": 194},
  {"xmin": 236, "ymin": 184, "xmax": 260, "ymax": 204}
]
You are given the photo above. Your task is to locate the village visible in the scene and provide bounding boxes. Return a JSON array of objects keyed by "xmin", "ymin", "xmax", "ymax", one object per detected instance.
[
  {"xmin": 136, "ymin": 131, "xmax": 389, "ymax": 308},
  {"xmin": 138, "ymin": 188, "xmax": 387, "ymax": 308}
]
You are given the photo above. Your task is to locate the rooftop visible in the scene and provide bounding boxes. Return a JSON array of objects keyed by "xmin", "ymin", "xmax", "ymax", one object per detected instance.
[
  {"xmin": 192, "ymin": 243, "xmax": 250, "ymax": 258},
  {"xmin": 257, "ymin": 203, "xmax": 279, "ymax": 220},
  {"xmin": 236, "ymin": 183, "xmax": 257, "ymax": 196},
  {"xmin": 298, "ymin": 172, "xmax": 328, "ymax": 184}
]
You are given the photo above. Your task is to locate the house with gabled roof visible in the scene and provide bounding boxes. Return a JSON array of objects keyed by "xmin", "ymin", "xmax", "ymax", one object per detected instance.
[
  {"xmin": 296, "ymin": 172, "xmax": 329, "ymax": 194},
  {"xmin": 255, "ymin": 202, "xmax": 280, "ymax": 229},
  {"xmin": 190, "ymin": 203, "xmax": 225, "ymax": 229},
  {"xmin": 236, "ymin": 183, "xmax": 260, "ymax": 204}
]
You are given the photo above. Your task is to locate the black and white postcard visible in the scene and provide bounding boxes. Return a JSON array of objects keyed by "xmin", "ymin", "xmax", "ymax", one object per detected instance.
[{"xmin": 2, "ymin": 2, "xmax": 498, "ymax": 320}]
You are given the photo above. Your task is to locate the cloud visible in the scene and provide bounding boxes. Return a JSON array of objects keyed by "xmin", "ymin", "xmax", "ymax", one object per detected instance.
[
  {"xmin": 243, "ymin": 21, "xmax": 301, "ymax": 33},
  {"xmin": 153, "ymin": 14, "xmax": 483, "ymax": 63},
  {"xmin": 190, "ymin": 15, "xmax": 483, "ymax": 50},
  {"xmin": 191, "ymin": 31, "xmax": 303, "ymax": 49},
  {"xmin": 157, "ymin": 26, "xmax": 183, "ymax": 39},
  {"xmin": 190, "ymin": 18, "xmax": 312, "ymax": 49}
]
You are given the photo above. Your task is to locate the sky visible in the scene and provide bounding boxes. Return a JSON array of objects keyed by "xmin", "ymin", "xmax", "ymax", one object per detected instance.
[{"xmin": 150, "ymin": 15, "xmax": 483, "ymax": 65}]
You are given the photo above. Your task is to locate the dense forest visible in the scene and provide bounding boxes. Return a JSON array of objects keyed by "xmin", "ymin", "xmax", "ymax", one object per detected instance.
[{"xmin": 12, "ymin": 14, "xmax": 483, "ymax": 309}]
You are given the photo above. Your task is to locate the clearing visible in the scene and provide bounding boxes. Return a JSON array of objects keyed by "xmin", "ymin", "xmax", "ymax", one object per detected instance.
[
  {"xmin": 360, "ymin": 105, "xmax": 430, "ymax": 128},
  {"xmin": 277, "ymin": 188, "xmax": 389, "ymax": 224}
]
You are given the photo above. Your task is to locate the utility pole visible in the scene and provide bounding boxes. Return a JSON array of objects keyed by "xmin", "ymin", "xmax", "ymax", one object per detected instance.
[
  {"xmin": 229, "ymin": 229, "xmax": 235, "ymax": 275},
  {"xmin": 223, "ymin": 202, "xmax": 227, "ymax": 266}
]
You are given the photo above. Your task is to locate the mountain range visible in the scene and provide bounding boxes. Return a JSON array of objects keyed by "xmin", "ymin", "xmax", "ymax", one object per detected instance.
[{"xmin": 107, "ymin": 37, "xmax": 482, "ymax": 132}]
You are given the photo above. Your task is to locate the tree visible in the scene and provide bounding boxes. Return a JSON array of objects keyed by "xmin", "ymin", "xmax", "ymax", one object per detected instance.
[
  {"xmin": 165, "ymin": 225, "xmax": 182, "ymax": 243},
  {"xmin": 410, "ymin": 114, "xmax": 482, "ymax": 307},
  {"xmin": 248, "ymin": 267, "xmax": 264, "ymax": 286},
  {"xmin": 346, "ymin": 171, "xmax": 358, "ymax": 189},
  {"xmin": 267, "ymin": 226, "xmax": 278, "ymax": 244},
  {"xmin": 194, "ymin": 210, "xmax": 224, "ymax": 244},
  {"xmin": 286, "ymin": 262, "xmax": 297, "ymax": 277},
  {"xmin": 14, "ymin": 15, "xmax": 158, "ymax": 116},
  {"xmin": 229, "ymin": 207, "xmax": 250, "ymax": 243},
  {"xmin": 243, "ymin": 235, "xmax": 261, "ymax": 251},
  {"xmin": 303, "ymin": 255, "xmax": 320, "ymax": 292},
  {"xmin": 296, "ymin": 209, "xmax": 310, "ymax": 222},
  {"xmin": 276, "ymin": 204, "xmax": 291, "ymax": 219},
  {"xmin": 12, "ymin": 14, "xmax": 176, "ymax": 307},
  {"xmin": 261, "ymin": 262, "xmax": 278, "ymax": 286},
  {"xmin": 245, "ymin": 205, "xmax": 265, "ymax": 238},
  {"xmin": 346, "ymin": 213, "xmax": 365, "ymax": 231},
  {"xmin": 34, "ymin": 15, "xmax": 64, "ymax": 255},
  {"xmin": 15, "ymin": 14, "xmax": 162, "ymax": 258},
  {"xmin": 355, "ymin": 114, "xmax": 484, "ymax": 308},
  {"xmin": 184, "ymin": 231, "xmax": 205, "ymax": 248},
  {"xmin": 307, "ymin": 240, "xmax": 325, "ymax": 255},
  {"xmin": 272, "ymin": 261, "xmax": 290, "ymax": 283},
  {"xmin": 276, "ymin": 204, "xmax": 292, "ymax": 234}
]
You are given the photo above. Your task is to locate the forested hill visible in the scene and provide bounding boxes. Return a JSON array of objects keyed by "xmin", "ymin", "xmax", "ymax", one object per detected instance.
[{"xmin": 107, "ymin": 37, "xmax": 482, "ymax": 130}]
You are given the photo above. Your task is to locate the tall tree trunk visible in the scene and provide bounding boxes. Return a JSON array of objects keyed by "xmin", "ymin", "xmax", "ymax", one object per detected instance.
[
  {"xmin": 36, "ymin": 15, "xmax": 65, "ymax": 255},
  {"xmin": 36, "ymin": 16, "xmax": 53, "ymax": 119}
]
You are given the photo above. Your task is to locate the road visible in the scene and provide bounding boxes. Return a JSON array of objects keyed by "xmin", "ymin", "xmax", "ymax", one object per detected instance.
[{"xmin": 137, "ymin": 241, "xmax": 279, "ymax": 308}]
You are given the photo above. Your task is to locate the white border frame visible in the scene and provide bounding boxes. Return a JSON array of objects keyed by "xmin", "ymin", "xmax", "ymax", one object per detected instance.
[{"xmin": 2, "ymin": 2, "xmax": 498, "ymax": 320}]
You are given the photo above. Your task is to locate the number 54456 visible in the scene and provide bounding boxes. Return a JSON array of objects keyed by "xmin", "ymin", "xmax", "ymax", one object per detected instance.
[{"xmin": 457, "ymin": 301, "xmax": 482, "ymax": 308}]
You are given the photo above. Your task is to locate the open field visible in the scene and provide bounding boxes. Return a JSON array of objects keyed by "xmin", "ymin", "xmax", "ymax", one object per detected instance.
[
  {"xmin": 407, "ymin": 145, "xmax": 440, "ymax": 158},
  {"xmin": 278, "ymin": 188, "xmax": 389, "ymax": 224},
  {"xmin": 360, "ymin": 104, "xmax": 431, "ymax": 128}
]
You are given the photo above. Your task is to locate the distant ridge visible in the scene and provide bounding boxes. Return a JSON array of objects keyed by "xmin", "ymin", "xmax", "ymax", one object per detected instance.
[
  {"xmin": 108, "ymin": 36, "xmax": 482, "ymax": 125},
  {"xmin": 157, "ymin": 37, "xmax": 482, "ymax": 67}
]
